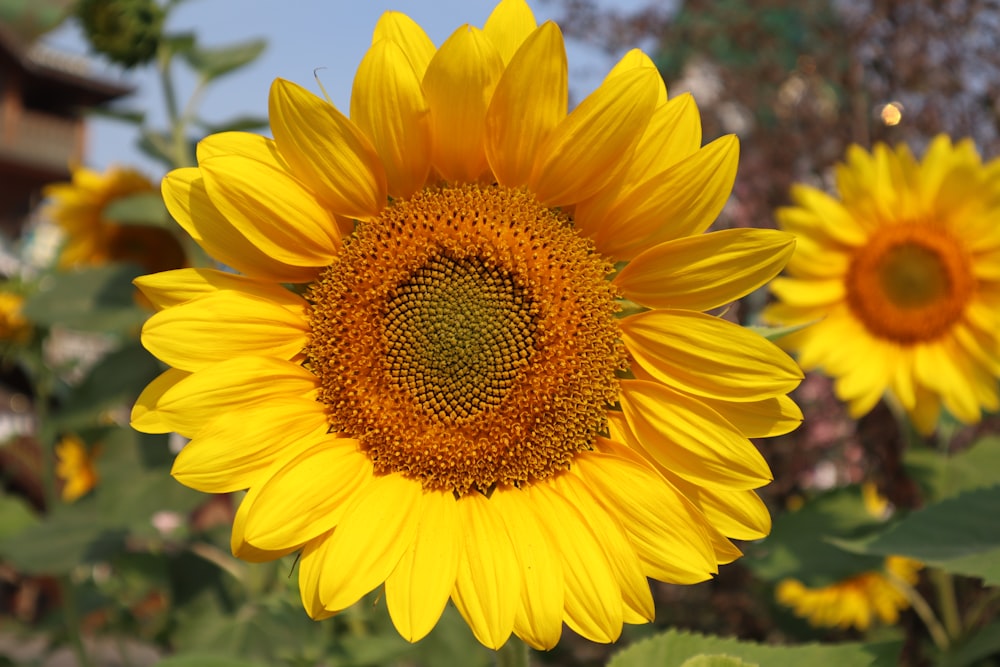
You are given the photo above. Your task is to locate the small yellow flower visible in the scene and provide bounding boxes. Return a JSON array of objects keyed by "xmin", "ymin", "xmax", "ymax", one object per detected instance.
[
  {"xmin": 0, "ymin": 292, "xmax": 31, "ymax": 343},
  {"xmin": 776, "ymin": 556, "xmax": 923, "ymax": 631},
  {"xmin": 44, "ymin": 165, "xmax": 186, "ymax": 274},
  {"xmin": 55, "ymin": 434, "xmax": 99, "ymax": 502},
  {"xmin": 765, "ymin": 136, "xmax": 1000, "ymax": 434},
  {"xmin": 132, "ymin": 0, "xmax": 801, "ymax": 649}
]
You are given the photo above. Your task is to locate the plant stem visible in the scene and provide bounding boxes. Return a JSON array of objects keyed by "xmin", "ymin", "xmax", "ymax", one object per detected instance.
[
  {"xmin": 885, "ymin": 568, "xmax": 950, "ymax": 650},
  {"xmin": 931, "ymin": 569, "xmax": 962, "ymax": 640},
  {"xmin": 495, "ymin": 636, "xmax": 531, "ymax": 667},
  {"xmin": 61, "ymin": 574, "xmax": 95, "ymax": 667}
]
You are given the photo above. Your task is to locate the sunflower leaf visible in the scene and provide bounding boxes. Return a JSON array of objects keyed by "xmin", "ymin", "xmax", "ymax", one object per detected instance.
[
  {"xmin": 104, "ymin": 192, "xmax": 172, "ymax": 229},
  {"xmin": 180, "ymin": 38, "xmax": 267, "ymax": 81},
  {"xmin": 743, "ymin": 485, "xmax": 886, "ymax": 586},
  {"xmin": 608, "ymin": 629, "xmax": 899, "ymax": 667},
  {"xmin": 904, "ymin": 436, "xmax": 1000, "ymax": 503},
  {"xmin": 22, "ymin": 265, "xmax": 147, "ymax": 333},
  {"xmin": 747, "ymin": 320, "xmax": 816, "ymax": 342},
  {"xmin": 830, "ymin": 484, "xmax": 1000, "ymax": 585}
]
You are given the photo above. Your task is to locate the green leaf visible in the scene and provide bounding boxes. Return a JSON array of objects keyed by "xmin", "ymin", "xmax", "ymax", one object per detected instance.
[
  {"xmin": 609, "ymin": 629, "xmax": 899, "ymax": 667},
  {"xmin": 832, "ymin": 485, "xmax": 1000, "ymax": 585},
  {"xmin": 744, "ymin": 486, "xmax": 886, "ymax": 586},
  {"xmin": 86, "ymin": 105, "xmax": 147, "ymax": 125},
  {"xmin": 137, "ymin": 129, "xmax": 179, "ymax": 170},
  {"xmin": 0, "ymin": 493, "xmax": 39, "ymax": 541},
  {"xmin": 22, "ymin": 265, "xmax": 147, "ymax": 333},
  {"xmin": 681, "ymin": 656, "xmax": 758, "ymax": 667},
  {"xmin": 905, "ymin": 436, "xmax": 1000, "ymax": 502},
  {"xmin": 197, "ymin": 115, "xmax": 270, "ymax": 134},
  {"xmin": 181, "ymin": 38, "xmax": 267, "ymax": 81},
  {"xmin": 747, "ymin": 320, "xmax": 815, "ymax": 341},
  {"xmin": 0, "ymin": 500, "xmax": 126, "ymax": 574},
  {"xmin": 56, "ymin": 342, "xmax": 163, "ymax": 430},
  {"xmin": 104, "ymin": 192, "xmax": 171, "ymax": 229},
  {"xmin": 154, "ymin": 656, "xmax": 269, "ymax": 667},
  {"xmin": 937, "ymin": 619, "xmax": 1000, "ymax": 667}
]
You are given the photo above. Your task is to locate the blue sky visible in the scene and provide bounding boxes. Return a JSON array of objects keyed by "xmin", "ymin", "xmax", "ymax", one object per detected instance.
[{"xmin": 43, "ymin": 0, "xmax": 652, "ymax": 177}]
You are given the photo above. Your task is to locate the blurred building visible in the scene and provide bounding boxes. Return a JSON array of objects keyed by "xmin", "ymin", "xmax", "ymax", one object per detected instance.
[{"xmin": 0, "ymin": 1, "xmax": 130, "ymax": 238}]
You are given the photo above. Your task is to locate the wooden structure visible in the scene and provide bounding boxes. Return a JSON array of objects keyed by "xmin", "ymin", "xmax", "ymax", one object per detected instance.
[{"xmin": 0, "ymin": 24, "xmax": 131, "ymax": 236}]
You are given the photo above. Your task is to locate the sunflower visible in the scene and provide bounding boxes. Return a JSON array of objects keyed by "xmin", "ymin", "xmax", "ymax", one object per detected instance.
[
  {"xmin": 55, "ymin": 434, "xmax": 99, "ymax": 502},
  {"xmin": 44, "ymin": 164, "xmax": 186, "ymax": 274},
  {"xmin": 0, "ymin": 292, "xmax": 31, "ymax": 343},
  {"xmin": 132, "ymin": 0, "xmax": 801, "ymax": 649},
  {"xmin": 764, "ymin": 136, "xmax": 1000, "ymax": 434},
  {"xmin": 776, "ymin": 556, "xmax": 922, "ymax": 631}
]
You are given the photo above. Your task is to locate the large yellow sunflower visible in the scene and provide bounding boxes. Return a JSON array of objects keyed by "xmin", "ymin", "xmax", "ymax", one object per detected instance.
[
  {"xmin": 131, "ymin": 0, "xmax": 801, "ymax": 649},
  {"xmin": 44, "ymin": 164, "xmax": 186, "ymax": 274},
  {"xmin": 765, "ymin": 136, "xmax": 1000, "ymax": 434},
  {"xmin": 776, "ymin": 556, "xmax": 922, "ymax": 631}
]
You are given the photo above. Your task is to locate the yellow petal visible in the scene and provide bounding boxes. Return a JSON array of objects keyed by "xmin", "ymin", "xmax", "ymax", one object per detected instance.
[
  {"xmin": 242, "ymin": 437, "xmax": 372, "ymax": 552},
  {"xmin": 628, "ymin": 93, "xmax": 702, "ymax": 180},
  {"xmin": 423, "ymin": 25, "xmax": 503, "ymax": 183},
  {"xmin": 141, "ymin": 290, "xmax": 308, "ymax": 372},
  {"xmin": 269, "ymin": 78, "xmax": 386, "ymax": 220},
  {"xmin": 135, "ymin": 268, "xmax": 305, "ymax": 311},
  {"xmin": 153, "ymin": 356, "xmax": 317, "ymax": 437},
  {"xmin": 603, "ymin": 48, "xmax": 666, "ymax": 105},
  {"xmin": 525, "ymin": 482, "xmax": 623, "ymax": 643},
  {"xmin": 230, "ymin": 492, "xmax": 300, "ymax": 564},
  {"xmin": 372, "ymin": 11, "xmax": 436, "ymax": 78},
  {"xmin": 614, "ymin": 228, "xmax": 795, "ymax": 311},
  {"xmin": 483, "ymin": 0, "xmax": 537, "ymax": 64},
  {"xmin": 161, "ymin": 168, "xmax": 319, "ymax": 283},
  {"xmin": 351, "ymin": 39, "xmax": 432, "ymax": 199},
  {"xmin": 318, "ymin": 473, "xmax": 422, "ymax": 612},
  {"xmin": 603, "ymin": 417, "xmax": 769, "ymax": 546},
  {"xmin": 131, "ymin": 368, "xmax": 190, "ymax": 434},
  {"xmin": 196, "ymin": 130, "xmax": 288, "ymax": 164},
  {"xmin": 490, "ymin": 488, "xmax": 564, "ymax": 650},
  {"xmin": 553, "ymin": 472, "xmax": 654, "ymax": 623},
  {"xmin": 618, "ymin": 379, "xmax": 772, "ymax": 490},
  {"xmin": 621, "ymin": 309, "xmax": 802, "ymax": 401},
  {"xmin": 385, "ymin": 490, "xmax": 461, "ymax": 643},
  {"xmin": 171, "ymin": 399, "xmax": 329, "ymax": 493},
  {"xmin": 485, "ymin": 21, "xmax": 567, "ymax": 187},
  {"xmin": 528, "ymin": 67, "xmax": 659, "ymax": 206},
  {"xmin": 451, "ymin": 491, "xmax": 519, "ymax": 649},
  {"xmin": 298, "ymin": 533, "xmax": 336, "ymax": 620},
  {"xmin": 594, "ymin": 134, "xmax": 740, "ymax": 259},
  {"xmin": 199, "ymin": 154, "xmax": 340, "ymax": 267},
  {"xmin": 697, "ymin": 394, "xmax": 804, "ymax": 438},
  {"xmin": 577, "ymin": 443, "xmax": 717, "ymax": 583}
]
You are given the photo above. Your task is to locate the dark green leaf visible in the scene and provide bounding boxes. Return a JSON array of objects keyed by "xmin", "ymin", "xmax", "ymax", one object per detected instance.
[
  {"xmin": 905, "ymin": 436, "xmax": 1000, "ymax": 502},
  {"xmin": 154, "ymin": 656, "xmax": 269, "ymax": 667},
  {"xmin": 181, "ymin": 39, "xmax": 267, "ymax": 81},
  {"xmin": 104, "ymin": 193, "xmax": 171, "ymax": 229},
  {"xmin": 609, "ymin": 629, "xmax": 899, "ymax": 667},
  {"xmin": 744, "ymin": 486, "xmax": 886, "ymax": 586},
  {"xmin": 57, "ymin": 342, "xmax": 162, "ymax": 430},
  {"xmin": 832, "ymin": 485, "xmax": 1000, "ymax": 584},
  {"xmin": 937, "ymin": 620, "xmax": 1000, "ymax": 667},
  {"xmin": 22, "ymin": 265, "xmax": 147, "ymax": 333},
  {"xmin": 0, "ymin": 500, "xmax": 126, "ymax": 574}
]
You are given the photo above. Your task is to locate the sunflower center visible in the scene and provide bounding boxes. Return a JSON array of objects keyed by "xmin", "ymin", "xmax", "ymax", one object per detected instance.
[
  {"xmin": 384, "ymin": 253, "xmax": 535, "ymax": 421},
  {"xmin": 845, "ymin": 223, "xmax": 973, "ymax": 343},
  {"xmin": 305, "ymin": 184, "xmax": 624, "ymax": 495}
]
